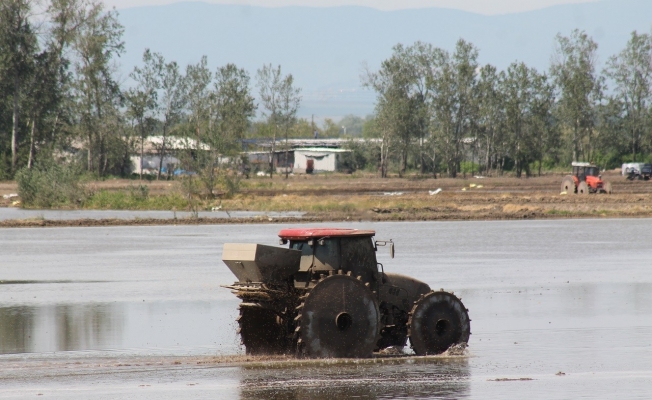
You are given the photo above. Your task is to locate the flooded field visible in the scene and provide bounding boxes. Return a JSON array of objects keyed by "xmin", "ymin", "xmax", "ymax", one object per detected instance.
[{"xmin": 1, "ymin": 219, "xmax": 651, "ymax": 399}]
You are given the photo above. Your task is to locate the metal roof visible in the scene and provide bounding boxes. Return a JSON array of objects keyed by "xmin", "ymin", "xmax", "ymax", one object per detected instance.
[
  {"xmin": 278, "ymin": 228, "xmax": 375, "ymax": 240},
  {"xmin": 294, "ymin": 147, "xmax": 351, "ymax": 153},
  {"xmin": 145, "ymin": 136, "xmax": 210, "ymax": 151},
  {"xmin": 241, "ymin": 138, "xmax": 380, "ymax": 150}
]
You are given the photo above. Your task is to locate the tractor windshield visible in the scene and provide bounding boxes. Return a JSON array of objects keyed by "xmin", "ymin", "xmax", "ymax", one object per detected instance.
[
  {"xmin": 291, "ymin": 239, "xmax": 340, "ymax": 270},
  {"xmin": 291, "ymin": 241, "xmax": 309, "ymax": 254},
  {"xmin": 291, "ymin": 241, "xmax": 314, "ymax": 271},
  {"xmin": 586, "ymin": 167, "xmax": 600, "ymax": 177}
]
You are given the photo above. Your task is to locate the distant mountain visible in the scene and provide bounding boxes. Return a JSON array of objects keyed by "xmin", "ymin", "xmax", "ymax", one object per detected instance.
[{"xmin": 118, "ymin": 0, "xmax": 652, "ymax": 119}]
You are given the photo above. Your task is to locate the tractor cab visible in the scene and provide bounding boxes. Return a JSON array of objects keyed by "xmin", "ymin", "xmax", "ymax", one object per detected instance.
[
  {"xmin": 570, "ymin": 161, "xmax": 604, "ymax": 192},
  {"xmin": 278, "ymin": 228, "xmax": 383, "ymax": 288},
  {"xmin": 572, "ymin": 162, "xmax": 600, "ymax": 182}
]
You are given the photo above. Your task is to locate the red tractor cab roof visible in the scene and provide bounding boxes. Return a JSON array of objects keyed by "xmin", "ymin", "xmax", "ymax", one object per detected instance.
[{"xmin": 278, "ymin": 228, "xmax": 376, "ymax": 240}]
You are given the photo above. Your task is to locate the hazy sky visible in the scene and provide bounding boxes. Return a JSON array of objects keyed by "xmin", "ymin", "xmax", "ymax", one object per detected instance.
[{"xmin": 103, "ymin": 0, "xmax": 601, "ymax": 15}]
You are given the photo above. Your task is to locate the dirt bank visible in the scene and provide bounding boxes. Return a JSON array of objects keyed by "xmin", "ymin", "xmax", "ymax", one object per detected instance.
[{"xmin": 2, "ymin": 171, "xmax": 652, "ymax": 227}]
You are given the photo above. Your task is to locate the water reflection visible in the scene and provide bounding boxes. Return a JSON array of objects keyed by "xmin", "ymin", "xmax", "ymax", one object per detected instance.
[
  {"xmin": 0, "ymin": 304, "xmax": 122, "ymax": 354},
  {"xmin": 0, "ymin": 307, "xmax": 35, "ymax": 353},
  {"xmin": 55, "ymin": 304, "xmax": 122, "ymax": 352},
  {"xmin": 238, "ymin": 358, "xmax": 470, "ymax": 399},
  {"xmin": 0, "ymin": 300, "xmax": 237, "ymax": 355}
]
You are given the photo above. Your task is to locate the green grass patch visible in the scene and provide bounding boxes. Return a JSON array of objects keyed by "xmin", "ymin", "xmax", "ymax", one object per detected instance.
[
  {"xmin": 83, "ymin": 189, "xmax": 189, "ymax": 210},
  {"xmin": 546, "ymin": 209, "xmax": 573, "ymax": 216}
]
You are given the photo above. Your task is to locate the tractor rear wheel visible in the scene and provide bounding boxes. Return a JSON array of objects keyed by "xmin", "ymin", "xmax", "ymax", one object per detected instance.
[
  {"xmin": 561, "ymin": 176, "xmax": 575, "ymax": 193},
  {"xmin": 296, "ymin": 274, "xmax": 380, "ymax": 358},
  {"xmin": 603, "ymin": 181, "xmax": 613, "ymax": 194},
  {"xmin": 577, "ymin": 181, "xmax": 590, "ymax": 195}
]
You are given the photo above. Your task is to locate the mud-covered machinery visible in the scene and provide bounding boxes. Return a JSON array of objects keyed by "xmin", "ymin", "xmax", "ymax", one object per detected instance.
[
  {"xmin": 561, "ymin": 161, "xmax": 613, "ymax": 194},
  {"xmin": 222, "ymin": 228, "xmax": 470, "ymax": 358}
]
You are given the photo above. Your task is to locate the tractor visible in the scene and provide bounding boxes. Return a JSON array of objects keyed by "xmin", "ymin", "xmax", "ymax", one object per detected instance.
[
  {"xmin": 221, "ymin": 228, "xmax": 470, "ymax": 358},
  {"xmin": 622, "ymin": 163, "xmax": 652, "ymax": 181},
  {"xmin": 561, "ymin": 162, "xmax": 612, "ymax": 194}
]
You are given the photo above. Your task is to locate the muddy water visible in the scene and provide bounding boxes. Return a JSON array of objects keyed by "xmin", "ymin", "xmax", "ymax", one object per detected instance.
[{"xmin": 1, "ymin": 219, "xmax": 651, "ymax": 399}]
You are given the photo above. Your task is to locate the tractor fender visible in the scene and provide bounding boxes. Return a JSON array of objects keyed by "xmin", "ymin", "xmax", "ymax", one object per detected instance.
[{"xmin": 380, "ymin": 273, "xmax": 431, "ymax": 313}]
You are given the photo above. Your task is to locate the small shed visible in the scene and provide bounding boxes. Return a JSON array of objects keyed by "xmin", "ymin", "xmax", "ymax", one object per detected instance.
[
  {"xmin": 293, "ymin": 148, "xmax": 351, "ymax": 173},
  {"xmin": 131, "ymin": 136, "xmax": 209, "ymax": 175},
  {"xmin": 245, "ymin": 150, "xmax": 294, "ymax": 173}
]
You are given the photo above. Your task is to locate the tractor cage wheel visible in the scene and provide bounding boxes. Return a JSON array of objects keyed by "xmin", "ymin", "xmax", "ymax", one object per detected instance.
[
  {"xmin": 408, "ymin": 290, "xmax": 470, "ymax": 356},
  {"xmin": 295, "ymin": 272, "xmax": 380, "ymax": 359}
]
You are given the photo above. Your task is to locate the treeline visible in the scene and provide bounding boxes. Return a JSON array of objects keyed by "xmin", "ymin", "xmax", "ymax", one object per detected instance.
[
  {"xmin": 363, "ymin": 31, "xmax": 652, "ymax": 177},
  {"xmin": 2, "ymin": 0, "xmax": 652, "ymax": 183},
  {"xmin": 0, "ymin": 0, "xmax": 301, "ymax": 183}
]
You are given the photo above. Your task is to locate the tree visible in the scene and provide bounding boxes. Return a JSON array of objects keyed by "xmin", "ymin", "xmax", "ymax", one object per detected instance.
[
  {"xmin": 361, "ymin": 115, "xmax": 378, "ymax": 139},
  {"xmin": 382, "ymin": 44, "xmax": 418, "ymax": 175},
  {"xmin": 69, "ymin": 0, "xmax": 124, "ymax": 174},
  {"xmin": 289, "ymin": 118, "xmax": 317, "ymax": 138},
  {"xmin": 403, "ymin": 42, "xmax": 436, "ymax": 174},
  {"xmin": 322, "ymin": 118, "xmax": 341, "ymax": 137},
  {"xmin": 605, "ymin": 30, "xmax": 652, "ymax": 162},
  {"xmin": 594, "ymin": 97, "xmax": 628, "ymax": 166},
  {"xmin": 529, "ymin": 72, "xmax": 559, "ymax": 175},
  {"xmin": 501, "ymin": 63, "xmax": 538, "ymax": 177},
  {"xmin": 181, "ymin": 56, "xmax": 211, "ymax": 197},
  {"xmin": 364, "ymin": 42, "xmax": 437, "ymax": 177},
  {"xmin": 184, "ymin": 56, "xmax": 212, "ymax": 142},
  {"xmin": 126, "ymin": 49, "xmax": 162, "ymax": 180},
  {"xmin": 427, "ymin": 39, "xmax": 479, "ymax": 177},
  {"xmin": 372, "ymin": 92, "xmax": 399, "ymax": 177},
  {"xmin": 476, "ymin": 64, "xmax": 506, "ymax": 174},
  {"xmin": 339, "ymin": 115, "xmax": 365, "ymax": 136},
  {"xmin": 206, "ymin": 63, "xmax": 255, "ymax": 194},
  {"xmin": 551, "ymin": 30, "xmax": 602, "ymax": 162},
  {"xmin": 277, "ymin": 73, "xmax": 301, "ymax": 178},
  {"xmin": 157, "ymin": 58, "xmax": 185, "ymax": 180},
  {"xmin": 0, "ymin": 0, "xmax": 37, "ymax": 172},
  {"xmin": 45, "ymin": 0, "xmax": 89, "ymax": 155},
  {"xmin": 256, "ymin": 64, "xmax": 301, "ymax": 178},
  {"xmin": 24, "ymin": 50, "xmax": 60, "ymax": 169}
]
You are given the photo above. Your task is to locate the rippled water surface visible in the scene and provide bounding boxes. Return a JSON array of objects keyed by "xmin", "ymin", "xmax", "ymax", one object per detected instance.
[{"xmin": 1, "ymin": 219, "xmax": 651, "ymax": 399}]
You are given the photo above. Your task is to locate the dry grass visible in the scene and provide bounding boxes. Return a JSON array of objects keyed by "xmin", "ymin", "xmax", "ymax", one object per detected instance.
[{"xmin": 3, "ymin": 171, "xmax": 652, "ymax": 224}]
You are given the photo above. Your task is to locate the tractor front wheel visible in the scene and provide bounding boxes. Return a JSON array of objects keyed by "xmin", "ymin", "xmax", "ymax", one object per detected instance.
[
  {"xmin": 408, "ymin": 291, "xmax": 470, "ymax": 355},
  {"xmin": 577, "ymin": 181, "xmax": 590, "ymax": 195},
  {"xmin": 603, "ymin": 181, "xmax": 613, "ymax": 194}
]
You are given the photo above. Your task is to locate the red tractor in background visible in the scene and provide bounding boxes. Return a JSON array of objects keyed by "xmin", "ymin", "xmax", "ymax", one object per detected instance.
[{"xmin": 561, "ymin": 162, "xmax": 613, "ymax": 194}]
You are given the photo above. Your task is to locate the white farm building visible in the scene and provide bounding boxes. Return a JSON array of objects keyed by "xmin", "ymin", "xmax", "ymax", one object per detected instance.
[{"xmin": 293, "ymin": 148, "xmax": 351, "ymax": 173}]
